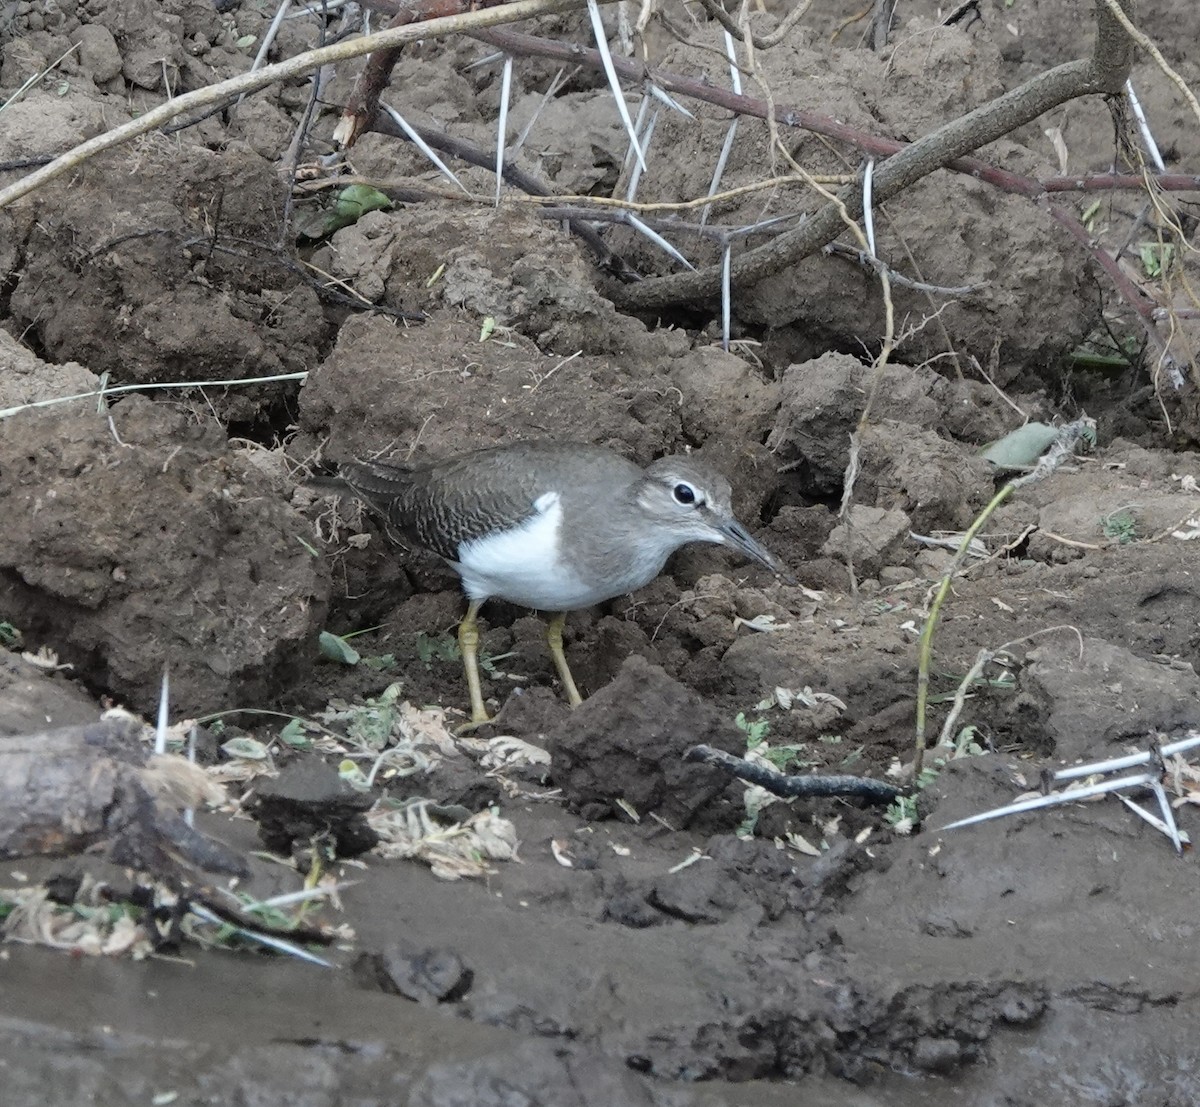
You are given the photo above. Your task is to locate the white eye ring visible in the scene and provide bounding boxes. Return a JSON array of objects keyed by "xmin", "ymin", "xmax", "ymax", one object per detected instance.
[{"xmin": 672, "ymin": 482, "xmax": 698, "ymax": 506}]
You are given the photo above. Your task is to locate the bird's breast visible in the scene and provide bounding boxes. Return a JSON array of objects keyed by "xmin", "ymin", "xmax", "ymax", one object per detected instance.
[{"xmin": 452, "ymin": 491, "xmax": 670, "ymax": 610}]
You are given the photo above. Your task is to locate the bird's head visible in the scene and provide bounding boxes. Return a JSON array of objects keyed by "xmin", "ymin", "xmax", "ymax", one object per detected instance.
[{"xmin": 634, "ymin": 457, "xmax": 788, "ymax": 577}]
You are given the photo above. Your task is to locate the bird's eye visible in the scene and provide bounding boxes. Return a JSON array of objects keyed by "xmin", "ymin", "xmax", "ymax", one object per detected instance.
[{"xmin": 673, "ymin": 482, "xmax": 698, "ymax": 506}]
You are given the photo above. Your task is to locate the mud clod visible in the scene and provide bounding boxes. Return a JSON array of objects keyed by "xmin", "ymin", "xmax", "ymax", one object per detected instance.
[
  {"xmin": 550, "ymin": 655, "xmax": 744, "ymax": 830},
  {"xmin": 249, "ymin": 759, "xmax": 379, "ymax": 859}
]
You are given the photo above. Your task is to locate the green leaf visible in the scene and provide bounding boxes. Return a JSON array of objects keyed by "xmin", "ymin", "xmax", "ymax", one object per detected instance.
[
  {"xmin": 1138, "ymin": 242, "xmax": 1174, "ymax": 279},
  {"xmin": 734, "ymin": 711, "xmax": 770, "ymax": 746},
  {"xmin": 278, "ymin": 719, "xmax": 311, "ymax": 748},
  {"xmin": 978, "ymin": 422, "xmax": 1061, "ymax": 470},
  {"xmin": 296, "ymin": 186, "xmax": 393, "ymax": 242},
  {"xmin": 334, "ymin": 184, "xmax": 392, "ymax": 221},
  {"xmin": 222, "ymin": 736, "xmax": 271, "ymax": 760},
  {"xmin": 236, "ymin": 34, "xmax": 257, "ymax": 48},
  {"xmin": 319, "ymin": 630, "xmax": 361, "ymax": 665}
]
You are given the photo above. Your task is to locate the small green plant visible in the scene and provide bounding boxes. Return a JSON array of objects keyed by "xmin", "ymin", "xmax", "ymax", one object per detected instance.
[
  {"xmin": 928, "ymin": 667, "xmax": 1015, "ymax": 704},
  {"xmin": 1101, "ymin": 508, "xmax": 1139, "ymax": 544},
  {"xmin": 892, "ymin": 727, "xmax": 987, "ymax": 832},
  {"xmin": 734, "ymin": 711, "xmax": 770, "ymax": 746},
  {"xmin": 0, "ymin": 621, "xmax": 20, "ymax": 647},
  {"xmin": 914, "ymin": 763, "xmax": 941, "ymax": 791},
  {"xmin": 278, "ymin": 718, "xmax": 312, "ymax": 749},
  {"xmin": 415, "ymin": 631, "xmax": 461, "ymax": 667},
  {"xmin": 346, "ymin": 682, "xmax": 403, "ymax": 748},
  {"xmin": 920, "ymin": 726, "xmax": 986, "ymax": 788},
  {"xmin": 948, "ymin": 725, "xmax": 985, "ymax": 757},
  {"xmin": 884, "ymin": 794, "xmax": 920, "ymax": 830},
  {"xmin": 839, "ymin": 745, "xmax": 865, "ymax": 769},
  {"xmin": 1139, "ymin": 242, "xmax": 1175, "ymax": 279},
  {"xmin": 760, "ymin": 745, "xmax": 812, "ymax": 772},
  {"xmin": 736, "ymin": 712, "xmax": 810, "ymax": 773}
]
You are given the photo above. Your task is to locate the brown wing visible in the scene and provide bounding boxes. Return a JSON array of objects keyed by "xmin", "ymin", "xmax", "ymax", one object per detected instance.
[{"xmin": 337, "ymin": 453, "xmax": 546, "ymax": 561}]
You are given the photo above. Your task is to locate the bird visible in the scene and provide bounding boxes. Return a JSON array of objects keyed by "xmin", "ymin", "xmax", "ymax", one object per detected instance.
[{"xmin": 330, "ymin": 441, "xmax": 788, "ymax": 725}]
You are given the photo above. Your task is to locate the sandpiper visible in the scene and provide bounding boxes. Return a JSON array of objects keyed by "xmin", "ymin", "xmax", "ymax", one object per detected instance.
[{"xmin": 334, "ymin": 441, "xmax": 787, "ymax": 723}]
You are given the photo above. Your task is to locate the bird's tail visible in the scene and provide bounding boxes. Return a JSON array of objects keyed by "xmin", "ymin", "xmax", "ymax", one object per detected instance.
[{"xmin": 307, "ymin": 459, "xmax": 416, "ymax": 516}]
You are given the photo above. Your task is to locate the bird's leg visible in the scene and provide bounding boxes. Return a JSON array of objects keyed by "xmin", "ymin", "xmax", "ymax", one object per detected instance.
[
  {"xmin": 545, "ymin": 611, "xmax": 583, "ymax": 708},
  {"xmin": 457, "ymin": 599, "xmax": 491, "ymax": 725}
]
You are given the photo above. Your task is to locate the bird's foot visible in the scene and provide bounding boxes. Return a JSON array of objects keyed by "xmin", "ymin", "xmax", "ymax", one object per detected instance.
[{"xmin": 453, "ymin": 713, "xmax": 495, "ymax": 736}]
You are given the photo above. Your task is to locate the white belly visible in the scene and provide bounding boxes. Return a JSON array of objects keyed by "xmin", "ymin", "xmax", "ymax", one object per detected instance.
[{"xmin": 453, "ymin": 492, "xmax": 615, "ymax": 610}]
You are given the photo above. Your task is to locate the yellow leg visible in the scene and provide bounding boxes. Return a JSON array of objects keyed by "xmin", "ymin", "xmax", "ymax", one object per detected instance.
[
  {"xmin": 457, "ymin": 599, "xmax": 491, "ymax": 725},
  {"xmin": 545, "ymin": 611, "xmax": 583, "ymax": 708}
]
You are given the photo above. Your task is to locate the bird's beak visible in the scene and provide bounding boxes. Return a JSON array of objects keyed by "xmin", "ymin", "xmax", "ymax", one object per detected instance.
[{"xmin": 718, "ymin": 519, "xmax": 796, "ymax": 584}]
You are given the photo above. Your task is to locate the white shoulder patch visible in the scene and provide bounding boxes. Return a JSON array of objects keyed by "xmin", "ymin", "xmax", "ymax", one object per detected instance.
[{"xmin": 456, "ymin": 490, "xmax": 592, "ymax": 608}]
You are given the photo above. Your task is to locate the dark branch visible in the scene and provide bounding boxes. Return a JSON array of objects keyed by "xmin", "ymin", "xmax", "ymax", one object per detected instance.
[{"xmin": 685, "ymin": 745, "xmax": 904, "ymax": 804}]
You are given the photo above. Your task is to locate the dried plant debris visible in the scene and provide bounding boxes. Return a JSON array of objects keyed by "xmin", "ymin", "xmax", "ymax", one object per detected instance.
[
  {"xmin": 231, "ymin": 689, "xmax": 524, "ymax": 877},
  {"xmin": 210, "ymin": 735, "xmax": 280, "ymax": 784},
  {"xmin": 0, "ymin": 873, "xmax": 345, "ymax": 966},
  {"xmin": 317, "ymin": 683, "xmax": 459, "ymax": 755},
  {"xmin": 1, "ymin": 875, "xmax": 154, "ymax": 959},
  {"xmin": 367, "ymin": 799, "xmax": 519, "ymax": 881},
  {"xmin": 472, "ymin": 735, "xmax": 552, "ymax": 772}
]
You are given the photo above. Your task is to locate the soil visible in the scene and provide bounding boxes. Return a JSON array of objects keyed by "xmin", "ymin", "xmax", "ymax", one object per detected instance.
[{"xmin": 2, "ymin": 0, "xmax": 1200, "ymax": 1103}]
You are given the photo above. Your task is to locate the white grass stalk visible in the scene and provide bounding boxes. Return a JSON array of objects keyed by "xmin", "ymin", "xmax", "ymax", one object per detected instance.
[
  {"xmin": 236, "ymin": 884, "xmax": 355, "ymax": 912},
  {"xmin": 1052, "ymin": 733, "xmax": 1200, "ymax": 781},
  {"xmin": 587, "ymin": 0, "xmax": 645, "ymax": 173},
  {"xmin": 1125, "ymin": 79, "xmax": 1166, "ymax": 172},
  {"xmin": 0, "ymin": 372, "xmax": 309, "ymax": 420},
  {"xmin": 625, "ymin": 106, "xmax": 658, "ymax": 202},
  {"xmin": 287, "ymin": 0, "xmax": 353, "ymax": 17},
  {"xmin": 512, "ymin": 67, "xmax": 567, "ymax": 153},
  {"xmin": 941, "ymin": 771, "xmax": 1157, "ymax": 831},
  {"xmin": 155, "ymin": 666, "xmax": 170, "ymax": 757},
  {"xmin": 185, "ymin": 724, "xmax": 197, "ymax": 828},
  {"xmin": 646, "ymin": 82, "xmax": 693, "ymax": 118},
  {"xmin": 721, "ymin": 241, "xmax": 732, "ymax": 351},
  {"xmin": 699, "ymin": 33, "xmax": 743, "ymax": 228},
  {"xmin": 625, "ymin": 214, "xmax": 692, "ymax": 268},
  {"xmin": 463, "ymin": 50, "xmax": 505, "ymax": 71},
  {"xmin": 241, "ymin": 0, "xmax": 294, "ymax": 106},
  {"xmin": 622, "ymin": 93, "xmax": 650, "ymax": 172},
  {"xmin": 188, "ymin": 903, "xmax": 334, "ymax": 967},
  {"xmin": 495, "ymin": 54, "xmax": 513, "ymax": 205},
  {"xmin": 700, "ymin": 119, "xmax": 739, "ymax": 229},
  {"xmin": 381, "ymin": 103, "xmax": 469, "ymax": 194},
  {"xmin": 0, "ymin": 42, "xmax": 79, "ymax": 113},
  {"xmin": 863, "ymin": 158, "xmax": 877, "ymax": 258}
]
